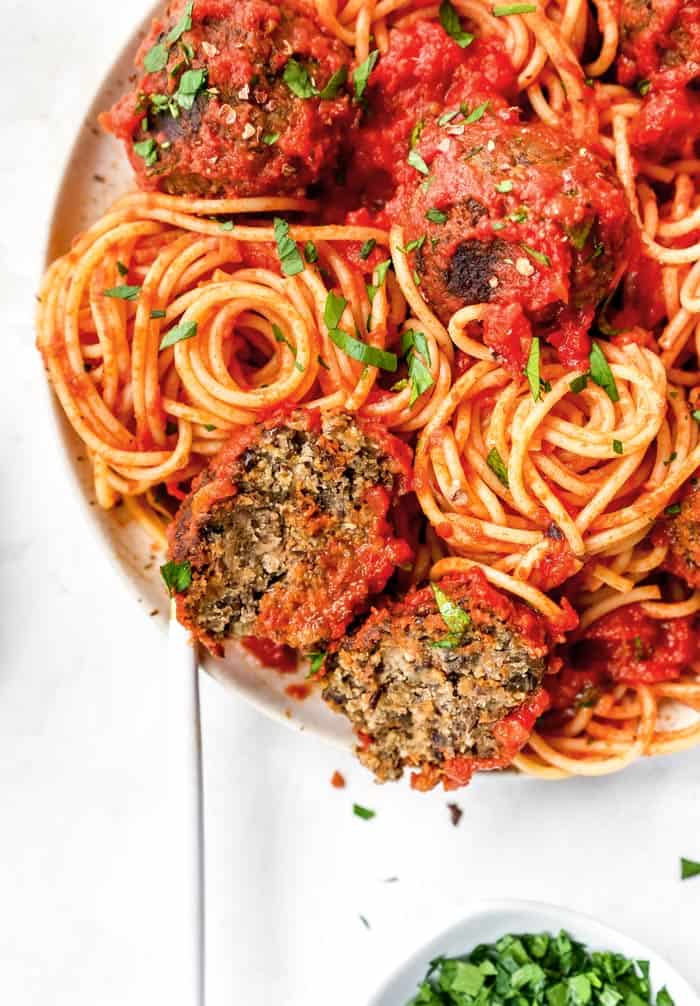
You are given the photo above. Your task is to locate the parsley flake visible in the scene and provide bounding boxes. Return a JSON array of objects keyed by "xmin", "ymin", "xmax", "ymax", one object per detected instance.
[
  {"xmin": 160, "ymin": 320, "xmax": 198, "ymax": 351},
  {"xmin": 487, "ymin": 447, "xmax": 509, "ymax": 487},
  {"xmin": 160, "ymin": 559, "xmax": 191, "ymax": 595},
  {"xmin": 439, "ymin": 0, "xmax": 475, "ymax": 47},
  {"xmin": 273, "ymin": 217, "xmax": 305, "ymax": 276}
]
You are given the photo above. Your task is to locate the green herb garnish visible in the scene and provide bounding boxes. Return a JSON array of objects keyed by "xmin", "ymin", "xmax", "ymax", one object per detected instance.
[
  {"xmin": 319, "ymin": 64, "xmax": 348, "ymax": 99},
  {"xmin": 160, "ymin": 559, "xmax": 192, "ymax": 595},
  {"xmin": 426, "ymin": 208, "xmax": 448, "ymax": 224},
  {"xmin": 681, "ymin": 857, "xmax": 700, "ymax": 879},
  {"xmin": 133, "ymin": 138, "xmax": 159, "ymax": 167},
  {"xmin": 324, "ymin": 291, "xmax": 348, "ymax": 330},
  {"xmin": 103, "ymin": 285, "xmax": 141, "ymax": 301},
  {"xmin": 175, "ymin": 67, "xmax": 207, "ymax": 111},
  {"xmin": 520, "ymin": 242, "xmax": 551, "ymax": 267},
  {"xmin": 408, "ymin": 149, "xmax": 430, "ymax": 175},
  {"xmin": 329, "ymin": 329, "xmax": 397, "ymax": 371},
  {"xmin": 463, "ymin": 101, "xmax": 489, "ymax": 124},
  {"xmin": 493, "ymin": 2, "xmax": 537, "ymax": 13},
  {"xmin": 160, "ymin": 319, "xmax": 198, "ymax": 350},
  {"xmin": 589, "ymin": 342, "xmax": 619, "ymax": 402},
  {"xmin": 612, "ymin": 439, "xmax": 623, "ymax": 454},
  {"xmin": 487, "ymin": 447, "xmax": 509, "ymax": 487},
  {"xmin": 283, "ymin": 58, "xmax": 318, "ymax": 98},
  {"xmin": 432, "ymin": 583, "xmax": 472, "ymax": 636},
  {"xmin": 353, "ymin": 50, "xmax": 379, "ymax": 101},
  {"xmin": 665, "ymin": 503, "xmax": 681, "ymax": 516},
  {"xmin": 359, "ymin": 238, "xmax": 377, "ymax": 260},
  {"xmin": 406, "ymin": 929, "xmax": 674, "ymax": 1006},
  {"xmin": 496, "ymin": 180, "xmax": 513, "ymax": 193},
  {"xmin": 353, "ymin": 804, "xmax": 376, "ymax": 820},
  {"xmin": 304, "ymin": 240, "xmax": 319, "ymax": 264},
  {"xmin": 525, "ymin": 336, "xmax": 542, "ymax": 401},
  {"xmin": 273, "ymin": 217, "xmax": 305, "ymax": 276},
  {"xmin": 307, "ymin": 651, "xmax": 326, "ymax": 677},
  {"xmin": 439, "ymin": 0, "xmax": 475, "ymax": 47},
  {"xmin": 262, "ymin": 132, "xmax": 280, "ymax": 145}
]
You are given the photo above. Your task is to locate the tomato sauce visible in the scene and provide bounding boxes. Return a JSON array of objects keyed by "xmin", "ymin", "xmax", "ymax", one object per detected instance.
[
  {"xmin": 242, "ymin": 636, "xmax": 298, "ymax": 672},
  {"xmin": 550, "ymin": 605, "xmax": 698, "ymax": 704}
]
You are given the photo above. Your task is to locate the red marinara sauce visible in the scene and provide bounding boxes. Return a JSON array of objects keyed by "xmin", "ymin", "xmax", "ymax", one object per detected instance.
[
  {"xmin": 242, "ymin": 636, "xmax": 298, "ymax": 673},
  {"xmin": 547, "ymin": 605, "xmax": 698, "ymax": 712}
]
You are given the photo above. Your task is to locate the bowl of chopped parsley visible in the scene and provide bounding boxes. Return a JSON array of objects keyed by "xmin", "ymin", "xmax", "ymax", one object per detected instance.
[{"xmin": 368, "ymin": 901, "xmax": 697, "ymax": 1006}]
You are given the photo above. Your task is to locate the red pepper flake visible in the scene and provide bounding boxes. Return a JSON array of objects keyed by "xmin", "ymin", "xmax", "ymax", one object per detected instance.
[{"xmin": 331, "ymin": 770, "xmax": 346, "ymax": 789}]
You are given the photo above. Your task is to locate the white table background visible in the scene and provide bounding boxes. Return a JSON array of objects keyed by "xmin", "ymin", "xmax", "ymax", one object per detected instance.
[{"xmin": 3, "ymin": 1, "xmax": 700, "ymax": 1002}]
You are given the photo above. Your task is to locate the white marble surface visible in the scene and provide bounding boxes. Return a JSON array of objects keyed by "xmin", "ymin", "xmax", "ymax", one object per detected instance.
[{"xmin": 3, "ymin": 2, "xmax": 700, "ymax": 1002}]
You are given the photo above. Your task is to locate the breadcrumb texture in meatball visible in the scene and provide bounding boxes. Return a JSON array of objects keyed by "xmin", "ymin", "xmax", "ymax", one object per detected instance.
[
  {"xmin": 101, "ymin": 0, "xmax": 356, "ymax": 197},
  {"xmin": 168, "ymin": 409, "xmax": 413, "ymax": 654},
  {"xmin": 654, "ymin": 483, "xmax": 700, "ymax": 587},
  {"xmin": 322, "ymin": 570, "xmax": 550, "ymax": 790}
]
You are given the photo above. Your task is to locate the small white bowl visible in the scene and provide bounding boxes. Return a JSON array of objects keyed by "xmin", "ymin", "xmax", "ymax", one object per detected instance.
[{"xmin": 369, "ymin": 899, "xmax": 698, "ymax": 1006}]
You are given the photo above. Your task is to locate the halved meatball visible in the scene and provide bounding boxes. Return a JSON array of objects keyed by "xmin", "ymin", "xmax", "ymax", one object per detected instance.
[
  {"xmin": 403, "ymin": 115, "xmax": 632, "ymax": 369},
  {"xmin": 101, "ymin": 0, "xmax": 356, "ymax": 197},
  {"xmin": 653, "ymin": 482, "xmax": 700, "ymax": 587},
  {"xmin": 168, "ymin": 409, "xmax": 413, "ymax": 654},
  {"xmin": 616, "ymin": 0, "xmax": 700, "ymax": 85},
  {"xmin": 322, "ymin": 570, "xmax": 550, "ymax": 790}
]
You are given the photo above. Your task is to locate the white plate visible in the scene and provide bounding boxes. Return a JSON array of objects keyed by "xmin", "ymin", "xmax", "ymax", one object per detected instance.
[
  {"xmin": 43, "ymin": 1, "xmax": 351, "ymax": 748},
  {"xmin": 369, "ymin": 899, "xmax": 699, "ymax": 1006},
  {"xmin": 42, "ymin": 5, "xmax": 697, "ymax": 762}
]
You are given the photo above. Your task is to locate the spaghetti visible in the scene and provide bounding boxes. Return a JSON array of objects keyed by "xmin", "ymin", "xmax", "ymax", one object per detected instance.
[{"xmin": 37, "ymin": 0, "xmax": 700, "ymax": 784}]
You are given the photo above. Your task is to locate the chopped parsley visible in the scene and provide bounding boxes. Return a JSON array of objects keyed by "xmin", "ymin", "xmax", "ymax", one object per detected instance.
[
  {"xmin": 116, "ymin": 261, "xmax": 128, "ymax": 277},
  {"xmin": 426, "ymin": 208, "xmax": 448, "ymax": 224},
  {"xmin": 353, "ymin": 803, "xmax": 376, "ymax": 820},
  {"xmin": 329, "ymin": 328, "xmax": 397, "ymax": 371},
  {"xmin": 175, "ymin": 67, "xmax": 207, "ymax": 111},
  {"xmin": 273, "ymin": 217, "xmax": 305, "ymax": 276},
  {"xmin": 496, "ymin": 180, "xmax": 513, "ymax": 193},
  {"xmin": 375, "ymin": 259, "xmax": 392, "ymax": 285},
  {"xmin": 307, "ymin": 651, "xmax": 326, "ymax": 677},
  {"xmin": 612, "ymin": 439, "xmax": 623, "ymax": 455},
  {"xmin": 166, "ymin": 1, "xmax": 194, "ymax": 45},
  {"xmin": 525, "ymin": 336, "xmax": 542, "ymax": 401},
  {"xmin": 410, "ymin": 119, "xmax": 426, "ymax": 148},
  {"xmin": 691, "ymin": 409, "xmax": 700, "ymax": 422},
  {"xmin": 565, "ymin": 217, "xmax": 594, "ymax": 251},
  {"xmin": 438, "ymin": 108, "xmax": 461, "ymax": 126},
  {"xmin": 409, "ymin": 929, "xmax": 675, "ymax": 1006},
  {"xmin": 403, "ymin": 235, "xmax": 426, "ymax": 253},
  {"xmin": 359, "ymin": 238, "xmax": 376, "ymax": 260},
  {"xmin": 665, "ymin": 502, "xmax": 681, "ymax": 516},
  {"xmin": 133, "ymin": 138, "xmax": 158, "ymax": 167},
  {"xmin": 520, "ymin": 242, "xmax": 551, "ymax": 267},
  {"xmin": 304, "ymin": 240, "xmax": 319, "ymax": 264},
  {"xmin": 487, "ymin": 447, "xmax": 509, "ymax": 487},
  {"xmin": 262, "ymin": 132, "xmax": 280, "ymax": 145},
  {"xmin": 324, "ymin": 290, "xmax": 348, "ymax": 330},
  {"xmin": 160, "ymin": 319, "xmax": 198, "ymax": 351},
  {"xmin": 681, "ymin": 857, "xmax": 700, "ymax": 879},
  {"xmin": 319, "ymin": 65, "xmax": 348, "ymax": 99},
  {"xmin": 272, "ymin": 323, "xmax": 303, "ymax": 372},
  {"xmin": 160, "ymin": 559, "xmax": 192, "ymax": 595},
  {"xmin": 638, "ymin": 79, "xmax": 651, "ymax": 96},
  {"xmin": 150, "ymin": 309, "xmax": 167, "ymax": 319},
  {"xmin": 493, "ymin": 2, "xmax": 537, "ymax": 13},
  {"xmin": 431, "ymin": 583, "xmax": 472, "ymax": 639},
  {"xmin": 144, "ymin": 43, "xmax": 168, "ymax": 73},
  {"xmin": 283, "ymin": 58, "xmax": 318, "ymax": 98},
  {"xmin": 570, "ymin": 374, "xmax": 588, "ymax": 393},
  {"xmin": 589, "ymin": 342, "xmax": 619, "ymax": 402},
  {"xmin": 103, "ymin": 284, "xmax": 141, "ymax": 301},
  {"xmin": 353, "ymin": 50, "xmax": 379, "ymax": 101},
  {"xmin": 408, "ymin": 149, "xmax": 430, "ymax": 175},
  {"xmin": 439, "ymin": 0, "xmax": 475, "ymax": 47},
  {"xmin": 664, "ymin": 452, "xmax": 677, "ymax": 465},
  {"xmin": 463, "ymin": 101, "xmax": 489, "ymax": 124},
  {"xmin": 401, "ymin": 329, "xmax": 434, "ymax": 406}
]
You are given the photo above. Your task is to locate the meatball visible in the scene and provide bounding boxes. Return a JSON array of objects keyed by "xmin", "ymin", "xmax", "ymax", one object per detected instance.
[
  {"xmin": 403, "ymin": 115, "xmax": 632, "ymax": 369},
  {"xmin": 654, "ymin": 482, "xmax": 700, "ymax": 587},
  {"xmin": 322, "ymin": 570, "xmax": 550, "ymax": 790},
  {"xmin": 167, "ymin": 409, "xmax": 413, "ymax": 655},
  {"xmin": 101, "ymin": 0, "xmax": 356, "ymax": 197},
  {"xmin": 616, "ymin": 0, "xmax": 700, "ymax": 85}
]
